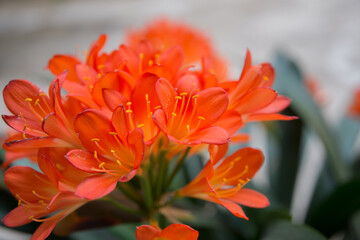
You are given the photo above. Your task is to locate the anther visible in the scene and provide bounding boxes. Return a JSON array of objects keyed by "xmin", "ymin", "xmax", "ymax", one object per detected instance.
[
  {"xmin": 116, "ymin": 160, "xmax": 122, "ymax": 166},
  {"xmin": 126, "ymin": 110, "xmax": 133, "ymax": 113},
  {"xmin": 91, "ymin": 138, "xmax": 100, "ymax": 142},
  {"xmin": 186, "ymin": 125, "xmax": 190, "ymax": 132},
  {"xmin": 29, "ymin": 215, "xmax": 34, "ymax": 220},
  {"xmin": 222, "ymin": 178, "xmax": 228, "ymax": 183},
  {"xmin": 180, "ymin": 92, "xmax": 188, "ymax": 96},
  {"xmin": 137, "ymin": 124, "xmax": 145, "ymax": 128},
  {"xmin": 263, "ymin": 76, "xmax": 269, "ymax": 81},
  {"xmin": 110, "ymin": 149, "xmax": 115, "ymax": 153},
  {"xmin": 98, "ymin": 162, "xmax": 105, "ymax": 168},
  {"xmin": 97, "ymin": 65, "xmax": 104, "ymax": 69},
  {"xmin": 39, "ymin": 93, "xmax": 47, "ymax": 97},
  {"xmin": 34, "ymin": 99, "xmax": 40, "ymax": 106},
  {"xmin": 126, "ymin": 102, "xmax": 132, "ymax": 106},
  {"xmin": 139, "ymin": 53, "xmax": 144, "ymax": 59},
  {"xmin": 97, "ymin": 73, "xmax": 102, "ymax": 78},
  {"xmin": 93, "ymin": 151, "xmax": 98, "ymax": 159},
  {"xmin": 175, "ymin": 96, "xmax": 182, "ymax": 100},
  {"xmin": 198, "ymin": 116, "xmax": 205, "ymax": 121},
  {"xmin": 148, "ymin": 60, "xmax": 153, "ymax": 66},
  {"xmin": 109, "ymin": 132, "xmax": 118, "ymax": 135},
  {"xmin": 145, "ymin": 94, "xmax": 149, "ymax": 101},
  {"xmin": 154, "ymin": 105, "xmax": 162, "ymax": 110},
  {"xmin": 172, "ymin": 112, "xmax": 177, "ymax": 117},
  {"xmin": 192, "ymin": 95, "xmax": 199, "ymax": 99},
  {"xmin": 25, "ymin": 98, "xmax": 33, "ymax": 102},
  {"xmin": 55, "ymin": 163, "xmax": 65, "ymax": 171}
]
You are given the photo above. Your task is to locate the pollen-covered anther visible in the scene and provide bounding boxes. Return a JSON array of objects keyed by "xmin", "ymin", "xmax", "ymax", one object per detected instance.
[
  {"xmin": 116, "ymin": 160, "xmax": 122, "ymax": 166},
  {"xmin": 55, "ymin": 163, "xmax": 65, "ymax": 171},
  {"xmin": 148, "ymin": 60, "xmax": 153, "ymax": 66},
  {"xmin": 39, "ymin": 93, "xmax": 47, "ymax": 97},
  {"xmin": 175, "ymin": 96, "xmax": 182, "ymax": 100},
  {"xmin": 192, "ymin": 95, "xmax": 199, "ymax": 99},
  {"xmin": 25, "ymin": 98, "xmax": 33, "ymax": 102},
  {"xmin": 110, "ymin": 149, "xmax": 115, "ymax": 153},
  {"xmin": 34, "ymin": 99, "xmax": 40, "ymax": 106},
  {"xmin": 137, "ymin": 124, "xmax": 145, "ymax": 128},
  {"xmin": 172, "ymin": 112, "xmax": 177, "ymax": 117},
  {"xmin": 139, "ymin": 53, "xmax": 144, "ymax": 59},
  {"xmin": 93, "ymin": 150, "xmax": 98, "ymax": 159},
  {"xmin": 154, "ymin": 105, "xmax": 162, "ymax": 110},
  {"xmin": 198, "ymin": 116, "xmax": 205, "ymax": 121},
  {"xmin": 263, "ymin": 76, "xmax": 269, "ymax": 81},
  {"xmin": 109, "ymin": 132, "xmax": 118, "ymax": 136},
  {"xmin": 126, "ymin": 110, "xmax": 133, "ymax": 113},
  {"xmin": 180, "ymin": 92, "xmax": 188, "ymax": 96},
  {"xmin": 97, "ymin": 64, "xmax": 104, "ymax": 70},
  {"xmin": 222, "ymin": 178, "xmax": 228, "ymax": 183},
  {"xmin": 91, "ymin": 138, "xmax": 100, "ymax": 142},
  {"xmin": 98, "ymin": 162, "xmax": 105, "ymax": 168}
]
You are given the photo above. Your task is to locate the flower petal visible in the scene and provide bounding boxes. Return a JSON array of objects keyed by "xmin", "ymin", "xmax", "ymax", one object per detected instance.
[
  {"xmin": 234, "ymin": 88, "xmax": 277, "ymax": 114},
  {"xmin": 156, "ymin": 78, "xmax": 177, "ymax": 119},
  {"xmin": 48, "ymin": 55, "xmax": 81, "ymax": 83},
  {"xmin": 66, "ymin": 149, "xmax": 100, "ymax": 173},
  {"xmin": 135, "ymin": 225, "xmax": 160, "ymax": 240},
  {"xmin": 31, "ymin": 214, "xmax": 64, "ymax": 240},
  {"xmin": 226, "ymin": 188, "xmax": 269, "ymax": 208},
  {"xmin": 75, "ymin": 174, "xmax": 118, "ymax": 200},
  {"xmin": 187, "ymin": 126, "xmax": 230, "ymax": 145},
  {"xmin": 160, "ymin": 223, "xmax": 199, "ymax": 240}
]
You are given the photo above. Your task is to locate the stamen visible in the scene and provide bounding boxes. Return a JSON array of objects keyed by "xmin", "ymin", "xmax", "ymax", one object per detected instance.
[
  {"xmin": 39, "ymin": 93, "xmax": 47, "ymax": 97},
  {"xmin": 109, "ymin": 132, "xmax": 118, "ymax": 135},
  {"xmin": 55, "ymin": 163, "xmax": 65, "ymax": 171},
  {"xmin": 154, "ymin": 105, "xmax": 162, "ymax": 110},
  {"xmin": 97, "ymin": 65, "xmax": 104, "ymax": 70},
  {"xmin": 34, "ymin": 99, "xmax": 40, "ymax": 106},
  {"xmin": 91, "ymin": 138, "xmax": 100, "ymax": 142},
  {"xmin": 263, "ymin": 76, "xmax": 269, "ymax": 81},
  {"xmin": 126, "ymin": 110, "xmax": 133, "ymax": 113},
  {"xmin": 192, "ymin": 95, "xmax": 199, "ymax": 99},
  {"xmin": 148, "ymin": 60, "xmax": 153, "ymax": 66},
  {"xmin": 98, "ymin": 162, "xmax": 105, "ymax": 168},
  {"xmin": 139, "ymin": 53, "xmax": 144, "ymax": 59},
  {"xmin": 180, "ymin": 92, "xmax": 188, "ymax": 96},
  {"xmin": 175, "ymin": 96, "xmax": 182, "ymax": 100},
  {"xmin": 94, "ymin": 150, "xmax": 98, "ymax": 159},
  {"xmin": 198, "ymin": 116, "xmax": 205, "ymax": 121},
  {"xmin": 137, "ymin": 124, "xmax": 145, "ymax": 128},
  {"xmin": 25, "ymin": 98, "xmax": 33, "ymax": 102},
  {"xmin": 126, "ymin": 102, "xmax": 132, "ymax": 106},
  {"xmin": 172, "ymin": 112, "xmax": 177, "ymax": 117}
]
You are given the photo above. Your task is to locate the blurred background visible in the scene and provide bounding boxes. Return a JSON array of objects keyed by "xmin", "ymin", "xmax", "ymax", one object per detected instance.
[{"xmin": 0, "ymin": 0, "xmax": 359, "ymax": 239}]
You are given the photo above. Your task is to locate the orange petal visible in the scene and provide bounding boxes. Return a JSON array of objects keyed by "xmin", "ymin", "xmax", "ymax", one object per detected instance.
[
  {"xmin": 160, "ymin": 223, "xmax": 199, "ymax": 240},
  {"xmin": 176, "ymin": 74, "xmax": 200, "ymax": 95},
  {"xmin": 48, "ymin": 55, "xmax": 81, "ymax": 83},
  {"xmin": 31, "ymin": 214, "xmax": 64, "ymax": 240},
  {"xmin": 219, "ymin": 200, "xmax": 248, "ymax": 220},
  {"xmin": 230, "ymin": 66, "xmax": 261, "ymax": 103},
  {"xmin": 255, "ymin": 95, "xmax": 291, "ymax": 114},
  {"xmin": 209, "ymin": 143, "xmax": 229, "ymax": 165},
  {"xmin": 103, "ymin": 88, "xmax": 127, "ymax": 111},
  {"xmin": 75, "ymin": 174, "xmax": 118, "ymax": 200},
  {"xmin": 2, "ymin": 206, "xmax": 34, "ymax": 227},
  {"xmin": 156, "ymin": 78, "xmax": 177, "ymax": 118},
  {"xmin": 214, "ymin": 110, "xmax": 243, "ymax": 136},
  {"xmin": 86, "ymin": 34, "xmax": 107, "ymax": 68},
  {"xmin": 187, "ymin": 126, "xmax": 230, "ymax": 145},
  {"xmin": 42, "ymin": 112, "xmax": 78, "ymax": 145},
  {"xmin": 127, "ymin": 128, "xmax": 145, "ymax": 169},
  {"xmin": 239, "ymin": 49, "xmax": 252, "ymax": 80},
  {"xmin": 234, "ymin": 88, "xmax": 277, "ymax": 114},
  {"xmin": 112, "ymin": 106, "xmax": 130, "ymax": 143},
  {"xmin": 226, "ymin": 188, "xmax": 269, "ymax": 208},
  {"xmin": 74, "ymin": 110, "xmax": 117, "ymax": 154},
  {"xmin": 196, "ymin": 87, "xmax": 228, "ymax": 128},
  {"xmin": 159, "ymin": 45, "xmax": 184, "ymax": 76},
  {"xmin": 66, "ymin": 149, "xmax": 100, "ymax": 173},
  {"xmin": 5, "ymin": 137, "xmax": 67, "ymax": 149},
  {"xmin": 135, "ymin": 225, "xmax": 160, "ymax": 240},
  {"xmin": 245, "ymin": 113, "xmax": 298, "ymax": 122}
]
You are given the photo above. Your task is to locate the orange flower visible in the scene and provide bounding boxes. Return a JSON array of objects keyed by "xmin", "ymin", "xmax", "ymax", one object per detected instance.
[
  {"xmin": 153, "ymin": 78, "xmax": 230, "ymax": 145},
  {"xmin": 2, "ymin": 73, "xmax": 82, "ymax": 153},
  {"xmin": 126, "ymin": 19, "xmax": 226, "ymax": 72},
  {"xmin": 2, "ymin": 148, "xmax": 90, "ymax": 240},
  {"xmin": 136, "ymin": 224, "xmax": 198, "ymax": 240},
  {"xmin": 349, "ymin": 88, "xmax": 360, "ymax": 117},
  {"xmin": 178, "ymin": 144, "xmax": 269, "ymax": 219},
  {"xmin": 66, "ymin": 108, "xmax": 144, "ymax": 199}
]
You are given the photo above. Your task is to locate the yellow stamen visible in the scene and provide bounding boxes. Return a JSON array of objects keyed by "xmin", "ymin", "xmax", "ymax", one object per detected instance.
[
  {"xmin": 154, "ymin": 105, "xmax": 162, "ymax": 110},
  {"xmin": 91, "ymin": 138, "xmax": 100, "ymax": 142},
  {"xmin": 109, "ymin": 132, "xmax": 118, "ymax": 135},
  {"xmin": 34, "ymin": 99, "xmax": 40, "ymax": 106},
  {"xmin": 148, "ymin": 60, "xmax": 153, "ymax": 66},
  {"xmin": 139, "ymin": 53, "xmax": 144, "ymax": 59},
  {"xmin": 198, "ymin": 116, "xmax": 205, "ymax": 121},
  {"xmin": 39, "ymin": 93, "xmax": 47, "ymax": 97},
  {"xmin": 263, "ymin": 76, "xmax": 269, "ymax": 81},
  {"xmin": 137, "ymin": 124, "xmax": 145, "ymax": 128},
  {"xmin": 192, "ymin": 95, "xmax": 199, "ymax": 99},
  {"xmin": 175, "ymin": 96, "xmax": 182, "ymax": 100},
  {"xmin": 180, "ymin": 92, "xmax": 188, "ymax": 96},
  {"xmin": 126, "ymin": 110, "xmax": 133, "ymax": 113},
  {"xmin": 25, "ymin": 98, "xmax": 33, "ymax": 102},
  {"xmin": 172, "ymin": 112, "xmax": 177, "ymax": 117},
  {"xmin": 98, "ymin": 162, "xmax": 105, "ymax": 168}
]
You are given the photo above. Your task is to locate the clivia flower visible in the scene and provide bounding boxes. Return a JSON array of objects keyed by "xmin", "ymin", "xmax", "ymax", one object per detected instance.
[
  {"xmin": 136, "ymin": 223, "xmax": 199, "ymax": 240},
  {"xmin": 349, "ymin": 88, "xmax": 360, "ymax": 117},
  {"xmin": 66, "ymin": 107, "xmax": 144, "ymax": 199},
  {"xmin": 2, "ymin": 147, "xmax": 91, "ymax": 240},
  {"xmin": 178, "ymin": 144, "xmax": 269, "ymax": 219}
]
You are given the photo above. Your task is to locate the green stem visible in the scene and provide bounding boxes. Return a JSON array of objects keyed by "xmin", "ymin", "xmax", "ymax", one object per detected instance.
[
  {"xmin": 141, "ymin": 174, "xmax": 153, "ymax": 211},
  {"xmin": 165, "ymin": 147, "xmax": 191, "ymax": 190},
  {"xmin": 155, "ymin": 151, "xmax": 168, "ymax": 200},
  {"xmin": 117, "ymin": 182, "xmax": 142, "ymax": 205},
  {"xmin": 101, "ymin": 196, "xmax": 141, "ymax": 215}
]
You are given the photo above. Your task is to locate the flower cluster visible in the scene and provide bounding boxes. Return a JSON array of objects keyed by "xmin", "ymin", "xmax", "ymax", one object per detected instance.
[{"xmin": 1, "ymin": 19, "xmax": 296, "ymax": 239}]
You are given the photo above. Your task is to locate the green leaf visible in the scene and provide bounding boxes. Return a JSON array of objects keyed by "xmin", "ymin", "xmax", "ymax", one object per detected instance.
[
  {"xmin": 306, "ymin": 178, "xmax": 360, "ymax": 237},
  {"xmin": 345, "ymin": 209, "xmax": 360, "ymax": 240},
  {"xmin": 273, "ymin": 53, "xmax": 350, "ymax": 183},
  {"xmin": 262, "ymin": 221, "xmax": 326, "ymax": 240}
]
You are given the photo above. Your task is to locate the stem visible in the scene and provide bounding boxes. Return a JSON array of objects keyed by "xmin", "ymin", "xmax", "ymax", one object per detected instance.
[
  {"xmin": 155, "ymin": 151, "xmax": 168, "ymax": 200},
  {"xmin": 165, "ymin": 147, "xmax": 191, "ymax": 190},
  {"xmin": 101, "ymin": 196, "xmax": 141, "ymax": 215},
  {"xmin": 117, "ymin": 182, "xmax": 142, "ymax": 205},
  {"xmin": 141, "ymin": 174, "xmax": 153, "ymax": 211}
]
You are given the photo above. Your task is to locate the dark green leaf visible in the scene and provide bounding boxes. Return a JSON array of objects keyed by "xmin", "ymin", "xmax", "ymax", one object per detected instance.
[
  {"xmin": 273, "ymin": 53, "xmax": 350, "ymax": 183},
  {"xmin": 306, "ymin": 178, "xmax": 360, "ymax": 237},
  {"xmin": 262, "ymin": 221, "xmax": 326, "ymax": 240}
]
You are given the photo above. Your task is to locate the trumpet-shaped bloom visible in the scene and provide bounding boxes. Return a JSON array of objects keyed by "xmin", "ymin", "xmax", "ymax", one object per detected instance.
[
  {"xmin": 2, "ymin": 166, "xmax": 87, "ymax": 240},
  {"xmin": 153, "ymin": 78, "xmax": 230, "ymax": 145},
  {"xmin": 136, "ymin": 224, "xmax": 198, "ymax": 240},
  {"xmin": 179, "ymin": 144, "xmax": 269, "ymax": 219},
  {"xmin": 66, "ymin": 108, "xmax": 144, "ymax": 199}
]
